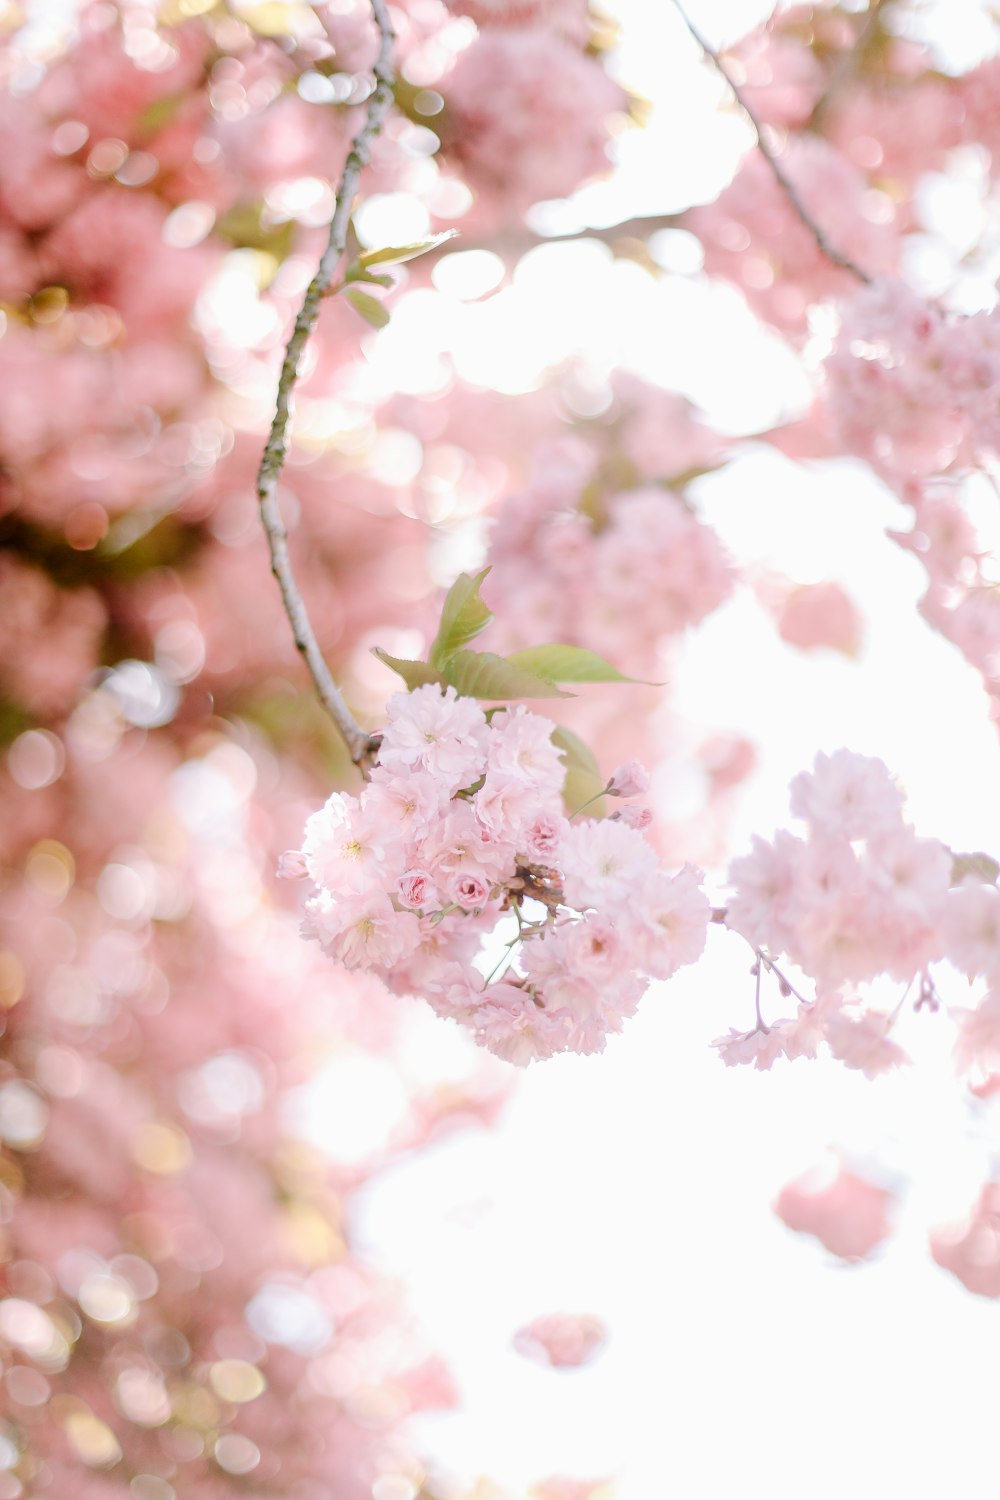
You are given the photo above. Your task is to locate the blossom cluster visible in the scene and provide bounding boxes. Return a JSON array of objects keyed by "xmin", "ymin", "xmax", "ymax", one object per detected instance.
[
  {"xmin": 488, "ymin": 466, "xmax": 733, "ymax": 678},
  {"xmin": 438, "ymin": 29, "xmax": 625, "ymax": 224},
  {"xmin": 291, "ymin": 685, "xmax": 710, "ymax": 1065},
  {"xmin": 687, "ymin": 135, "xmax": 898, "ymax": 339},
  {"xmin": 712, "ymin": 748, "xmax": 1000, "ymax": 1084},
  {"xmin": 825, "ymin": 279, "xmax": 1000, "ymax": 488}
]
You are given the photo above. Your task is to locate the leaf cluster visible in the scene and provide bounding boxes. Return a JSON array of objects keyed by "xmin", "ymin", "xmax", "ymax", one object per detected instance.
[
  {"xmin": 373, "ymin": 568, "xmax": 653, "ymax": 701},
  {"xmin": 373, "ymin": 570, "xmax": 659, "ymax": 815}
]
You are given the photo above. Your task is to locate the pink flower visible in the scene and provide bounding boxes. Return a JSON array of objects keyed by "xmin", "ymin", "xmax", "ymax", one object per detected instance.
[
  {"xmin": 447, "ymin": 871, "xmax": 492, "ymax": 911},
  {"xmin": 943, "ymin": 882, "xmax": 1000, "ymax": 981},
  {"xmin": 422, "ymin": 799, "xmax": 516, "ymax": 886},
  {"xmin": 557, "ymin": 913, "xmax": 626, "ymax": 979},
  {"xmin": 930, "ymin": 1182, "xmax": 1000, "ymax": 1298},
  {"xmin": 952, "ymin": 989, "xmax": 1000, "ymax": 1079},
  {"xmin": 474, "ymin": 771, "xmax": 543, "ymax": 843},
  {"xmin": 726, "ymin": 830, "xmax": 804, "ymax": 952},
  {"xmin": 487, "ymin": 706, "xmax": 567, "ymax": 797},
  {"xmin": 560, "ymin": 818, "xmax": 658, "ymax": 913},
  {"xmin": 778, "ymin": 1001, "xmax": 827, "ymax": 1062},
  {"xmin": 471, "ymin": 983, "xmax": 573, "ymax": 1066},
  {"xmin": 774, "ymin": 1159, "xmax": 896, "ymax": 1260},
  {"xmin": 363, "ymin": 771, "xmax": 450, "ymax": 847},
  {"xmin": 440, "ymin": 31, "xmax": 624, "ymax": 222},
  {"xmin": 519, "ymin": 807, "xmax": 569, "ymax": 864},
  {"xmin": 301, "ymin": 792, "xmax": 390, "ymax": 893},
  {"xmin": 304, "ymin": 889, "xmax": 420, "ymax": 972},
  {"xmin": 626, "ymin": 865, "xmax": 710, "ymax": 980},
  {"xmin": 777, "ymin": 581, "xmax": 862, "ymax": 656},
  {"xmin": 867, "ymin": 828, "xmax": 952, "ymax": 917},
  {"xmin": 397, "ymin": 869, "xmax": 437, "ymax": 912},
  {"xmin": 608, "ymin": 759, "xmax": 650, "ymax": 798},
  {"xmin": 710, "ymin": 1026, "xmax": 789, "ymax": 1072},
  {"xmin": 789, "ymin": 749, "xmax": 905, "ymax": 840},
  {"xmin": 613, "ymin": 805, "xmax": 653, "ymax": 831},
  {"xmin": 377, "ymin": 685, "xmax": 488, "ymax": 793},
  {"xmin": 824, "ymin": 1008, "xmax": 910, "ymax": 1078},
  {"xmin": 512, "ymin": 1312, "xmax": 607, "ymax": 1369},
  {"xmin": 276, "ymin": 849, "xmax": 309, "ymax": 879}
]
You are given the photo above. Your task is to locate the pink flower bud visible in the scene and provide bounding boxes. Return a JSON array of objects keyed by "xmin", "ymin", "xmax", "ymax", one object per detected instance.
[
  {"xmin": 276, "ymin": 850, "xmax": 308, "ymax": 879},
  {"xmin": 398, "ymin": 869, "xmax": 436, "ymax": 911},
  {"xmin": 608, "ymin": 759, "xmax": 650, "ymax": 798},
  {"xmin": 449, "ymin": 871, "xmax": 490, "ymax": 911},
  {"xmin": 613, "ymin": 805, "xmax": 653, "ymax": 831}
]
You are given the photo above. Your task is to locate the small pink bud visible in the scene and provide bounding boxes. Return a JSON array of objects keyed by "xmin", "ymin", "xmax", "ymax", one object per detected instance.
[
  {"xmin": 398, "ymin": 869, "xmax": 436, "ymax": 911},
  {"xmin": 449, "ymin": 871, "xmax": 490, "ymax": 910},
  {"xmin": 277, "ymin": 850, "xmax": 308, "ymax": 879},
  {"xmin": 613, "ymin": 805, "xmax": 653, "ymax": 830},
  {"xmin": 608, "ymin": 759, "xmax": 650, "ymax": 798}
]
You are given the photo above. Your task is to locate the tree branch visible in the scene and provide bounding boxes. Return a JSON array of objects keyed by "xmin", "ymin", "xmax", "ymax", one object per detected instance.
[
  {"xmin": 256, "ymin": 0, "xmax": 395, "ymax": 772},
  {"xmin": 671, "ymin": 0, "xmax": 871, "ymax": 285}
]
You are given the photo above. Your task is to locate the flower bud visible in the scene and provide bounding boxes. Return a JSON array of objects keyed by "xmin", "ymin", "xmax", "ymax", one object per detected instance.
[{"xmin": 607, "ymin": 759, "xmax": 650, "ymax": 798}]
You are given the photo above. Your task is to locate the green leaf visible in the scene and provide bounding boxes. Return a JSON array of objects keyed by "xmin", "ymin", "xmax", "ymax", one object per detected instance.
[
  {"xmin": 551, "ymin": 727, "xmax": 606, "ymax": 818},
  {"xmin": 356, "ymin": 231, "xmax": 457, "ymax": 269},
  {"xmin": 443, "ymin": 651, "xmax": 573, "ymax": 701},
  {"xmin": 505, "ymin": 644, "xmax": 658, "ymax": 686},
  {"xmin": 429, "ymin": 569, "xmax": 494, "ymax": 670},
  {"xmin": 345, "ymin": 287, "xmax": 390, "ymax": 330},
  {"xmin": 371, "ymin": 648, "xmax": 446, "ymax": 690},
  {"xmin": 344, "ymin": 268, "xmax": 394, "ymax": 288}
]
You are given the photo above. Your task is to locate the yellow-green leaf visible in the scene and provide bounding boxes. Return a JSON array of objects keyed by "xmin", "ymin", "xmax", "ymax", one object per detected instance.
[
  {"xmin": 357, "ymin": 231, "xmax": 457, "ymax": 269},
  {"xmin": 429, "ymin": 569, "xmax": 494, "ymax": 670},
  {"xmin": 505, "ymin": 644, "xmax": 657, "ymax": 686},
  {"xmin": 551, "ymin": 727, "xmax": 606, "ymax": 817},
  {"xmin": 443, "ymin": 651, "xmax": 573, "ymax": 701},
  {"xmin": 345, "ymin": 287, "xmax": 390, "ymax": 330},
  {"xmin": 371, "ymin": 648, "xmax": 446, "ymax": 690}
]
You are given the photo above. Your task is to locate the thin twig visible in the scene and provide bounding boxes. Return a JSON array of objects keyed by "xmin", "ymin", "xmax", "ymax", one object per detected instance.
[
  {"xmin": 256, "ymin": 0, "xmax": 395, "ymax": 772},
  {"xmin": 756, "ymin": 949, "xmax": 811, "ymax": 1008},
  {"xmin": 752, "ymin": 955, "xmax": 767, "ymax": 1033},
  {"xmin": 671, "ymin": 0, "xmax": 871, "ymax": 285}
]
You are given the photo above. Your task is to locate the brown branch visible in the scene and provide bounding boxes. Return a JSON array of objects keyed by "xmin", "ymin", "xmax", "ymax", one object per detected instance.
[
  {"xmin": 256, "ymin": 0, "xmax": 395, "ymax": 773},
  {"xmin": 671, "ymin": 0, "xmax": 871, "ymax": 285}
]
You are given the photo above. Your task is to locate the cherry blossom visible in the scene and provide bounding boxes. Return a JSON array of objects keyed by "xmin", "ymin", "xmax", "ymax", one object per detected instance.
[
  {"xmin": 294, "ymin": 684, "xmax": 710, "ymax": 1064},
  {"xmin": 513, "ymin": 1313, "xmax": 608, "ymax": 1369},
  {"xmin": 774, "ymin": 1160, "xmax": 896, "ymax": 1261}
]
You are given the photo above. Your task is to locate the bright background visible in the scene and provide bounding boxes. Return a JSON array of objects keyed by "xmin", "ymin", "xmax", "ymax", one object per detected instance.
[{"xmin": 298, "ymin": 1, "xmax": 1000, "ymax": 1495}]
